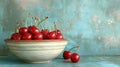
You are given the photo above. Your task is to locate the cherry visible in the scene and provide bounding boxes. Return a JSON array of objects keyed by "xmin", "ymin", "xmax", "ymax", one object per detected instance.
[
  {"xmin": 63, "ymin": 46, "xmax": 80, "ymax": 63},
  {"xmin": 63, "ymin": 51, "xmax": 72, "ymax": 60},
  {"xmin": 71, "ymin": 53, "xmax": 80, "ymax": 63},
  {"xmin": 21, "ymin": 33, "xmax": 32, "ymax": 40},
  {"xmin": 33, "ymin": 33, "xmax": 43, "ymax": 40},
  {"xmin": 19, "ymin": 27, "xmax": 28, "ymax": 34},
  {"xmin": 28, "ymin": 25, "xmax": 40, "ymax": 35},
  {"xmin": 53, "ymin": 30, "xmax": 61, "ymax": 34},
  {"xmin": 41, "ymin": 29, "xmax": 49, "ymax": 39},
  {"xmin": 53, "ymin": 29, "xmax": 63, "ymax": 39},
  {"xmin": 56, "ymin": 30, "xmax": 61, "ymax": 34},
  {"xmin": 11, "ymin": 33, "xmax": 21, "ymax": 40},
  {"xmin": 47, "ymin": 31, "xmax": 56, "ymax": 39},
  {"xmin": 56, "ymin": 33, "xmax": 63, "ymax": 39}
]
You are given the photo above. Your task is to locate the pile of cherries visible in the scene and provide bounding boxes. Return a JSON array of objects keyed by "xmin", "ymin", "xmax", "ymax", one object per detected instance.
[
  {"xmin": 63, "ymin": 46, "xmax": 80, "ymax": 63},
  {"xmin": 10, "ymin": 17, "xmax": 63, "ymax": 40},
  {"xmin": 11, "ymin": 25, "xmax": 63, "ymax": 40}
]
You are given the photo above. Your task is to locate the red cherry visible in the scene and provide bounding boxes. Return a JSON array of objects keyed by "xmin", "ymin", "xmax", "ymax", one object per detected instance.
[
  {"xmin": 19, "ymin": 27, "xmax": 28, "ymax": 34},
  {"xmin": 33, "ymin": 33, "xmax": 43, "ymax": 40},
  {"xmin": 47, "ymin": 31, "xmax": 56, "ymax": 39},
  {"xmin": 63, "ymin": 51, "xmax": 72, "ymax": 60},
  {"xmin": 71, "ymin": 53, "xmax": 80, "ymax": 63},
  {"xmin": 56, "ymin": 30, "xmax": 61, "ymax": 34},
  {"xmin": 11, "ymin": 33, "xmax": 21, "ymax": 40},
  {"xmin": 21, "ymin": 33, "xmax": 32, "ymax": 40},
  {"xmin": 41, "ymin": 29, "xmax": 49, "ymax": 39},
  {"xmin": 53, "ymin": 30, "xmax": 61, "ymax": 35},
  {"xmin": 28, "ymin": 25, "xmax": 40, "ymax": 35},
  {"xmin": 53, "ymin": 30, "xmax": 64, "ymax": 39},
  {"xmin": 56, "ymin": 33, "xmax": 63, "ymax": 39}
]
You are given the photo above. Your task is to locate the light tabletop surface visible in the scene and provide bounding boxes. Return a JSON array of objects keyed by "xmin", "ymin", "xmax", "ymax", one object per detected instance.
[{"xmin": 0, "ymin": 56, "xmax": 120, "ymax": 67}]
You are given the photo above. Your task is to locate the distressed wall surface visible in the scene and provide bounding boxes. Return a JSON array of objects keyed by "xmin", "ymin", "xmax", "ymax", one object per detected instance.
[{"xmin": 0, "ymin": 0, "xmax": 120, "ymax": 56}]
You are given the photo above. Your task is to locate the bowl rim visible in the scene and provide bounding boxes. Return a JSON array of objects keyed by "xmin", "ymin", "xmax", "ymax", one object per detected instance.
[{"xmin": 5, "ymin": 39, "xmax": 67, "ymax": 42}]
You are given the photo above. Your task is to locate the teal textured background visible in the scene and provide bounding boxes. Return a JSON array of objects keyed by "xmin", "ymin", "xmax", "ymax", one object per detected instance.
[{"xmin": 0, "ymin": 0, "xmax": 120, "ymax": 56}]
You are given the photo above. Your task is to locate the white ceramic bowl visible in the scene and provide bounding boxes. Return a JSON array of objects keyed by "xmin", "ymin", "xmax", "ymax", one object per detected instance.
[{"xmin": 5, "ymin": 39, "xmax": 67, "ymax": 63}]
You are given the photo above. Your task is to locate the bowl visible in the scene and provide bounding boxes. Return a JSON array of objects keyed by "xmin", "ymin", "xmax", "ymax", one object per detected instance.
[{"xmin": 5, "ymin": 39, "xmax": 67, "ymax": 63}]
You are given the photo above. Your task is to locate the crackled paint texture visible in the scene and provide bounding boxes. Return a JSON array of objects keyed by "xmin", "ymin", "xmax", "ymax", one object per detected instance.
[{"xmin": 0, "ymin": 0, "xmax": 120, "ymax": 56}]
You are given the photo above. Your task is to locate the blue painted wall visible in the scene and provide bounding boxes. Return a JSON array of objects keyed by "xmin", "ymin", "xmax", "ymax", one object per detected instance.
[{"xmin": 0, "ymin": 0, "xmax": 120, "ymax": 56}]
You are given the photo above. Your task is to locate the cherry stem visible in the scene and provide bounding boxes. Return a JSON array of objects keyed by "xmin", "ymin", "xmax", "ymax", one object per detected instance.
[
  {"xmin": 33, "ymin": 16, "xmax": 45, "ymax": 30},
  {"xmin": 34, "ymin": 16, "xmax": 39, "ymax": 26},
  {"xmin": 31, "ymin": 17, "xmax": 35, "ymax": 26},
  {"xmin": 40, "ymin": 23, "xmax": 44, "ymax": 30},
  {"xmin": 46, "ymin": 19, "xmax": 51, "ymax": 31},
  {"xmin": 37, "ymin": 17, "xmax": 48, "ymax": 27},
  {"xmin": 69, "ymin": 45, "xmax": 80, "ymax": 52},
  {"xmin": 25, "ymin": 16, "xmax": 28, "ymax": 27},
  {"xmin": 34, "ymin": 20, "xmax": 37, "ymax": 26},
  {"xmin": 15, "ymin": 23, "xmax": 20, "ymax": 33},
  {"xmin": 54, "ymin": 21, "xmax": 57, "ymax": 31}
]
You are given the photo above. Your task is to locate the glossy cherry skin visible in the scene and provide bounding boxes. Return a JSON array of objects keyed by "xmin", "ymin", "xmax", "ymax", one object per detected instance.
[
  {"xmin": 56, "ymin": 33, "xmax": 63, "ymax": 39},
  {"xmin": 47, "ymin": 31, "xmax": 56, "ymax": 39},
  {"xmin": 71, "ymin": 53, "xmax": 80, "ymax": 63},
  {"xmin": 28, "ymin": 25, "xmax": 40, "ymax": 35},
  {"xmin": 11, "ymin": 33, "xmax": 21, "ymax": 40},
  {"xmin": 19, "ymin": 27, "xmax": 28, "ymax": 34},
  {"xmin": 53, "ymin": 30, "xmax": 61, "ymax": 34},
  {"xmin": 41, "ymin": 29, "xmax": 49, "ymax": 39},
  {"xmin": 33, "ymin": 33, "xmax": 43, "ymax": 40},
  {"xmin": 21, "ymin": 33, "xmax": 32, "ymax": 40},
  {"xmin": 56, "ymin": 30, "xmax": 61, "ymax": 34},
  {"xmin": 63, "ymin": 51, "xmax": 72, "ymax": 60}
]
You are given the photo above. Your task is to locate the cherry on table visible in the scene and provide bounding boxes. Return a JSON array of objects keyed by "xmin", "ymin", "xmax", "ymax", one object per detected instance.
[
  {"xmin": 71, "ymin": 53, "xmax": 80, "ymax": 63},
  {"xmin": 63, "ymin": 51, "xmax": 72, "ymax": 60},
  {"xmin": 11, "ymin": 33, "xmax": 21, "ymax": 40},
  {"xmin": 21, "ymin": 33, "xmax": 32, "ymax": 40}
]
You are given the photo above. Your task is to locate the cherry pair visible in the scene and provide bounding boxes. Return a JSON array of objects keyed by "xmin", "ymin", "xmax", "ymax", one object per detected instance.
[{"xmin": 63, "ymin": 51, "xmax": 80, "ymax": 63}]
